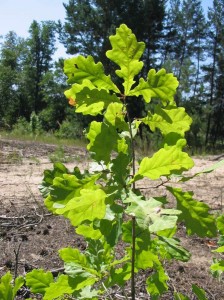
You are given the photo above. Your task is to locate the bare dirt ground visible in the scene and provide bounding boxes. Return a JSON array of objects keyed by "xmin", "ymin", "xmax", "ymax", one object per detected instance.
[{"xmin": 0, "ymin": 138, "xmax": 224, "ymax": 299}]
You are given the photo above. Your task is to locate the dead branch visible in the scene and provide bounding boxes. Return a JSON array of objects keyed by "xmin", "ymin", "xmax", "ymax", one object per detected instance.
[{"xmin": 14, "ymin": 242, "xmax": 22, "ymax": 281}]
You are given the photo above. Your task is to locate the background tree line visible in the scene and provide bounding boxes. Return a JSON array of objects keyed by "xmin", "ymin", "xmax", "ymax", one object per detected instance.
[{"xmin": 0, "ymin": 0, "xmax": 223, "ymax": 152}]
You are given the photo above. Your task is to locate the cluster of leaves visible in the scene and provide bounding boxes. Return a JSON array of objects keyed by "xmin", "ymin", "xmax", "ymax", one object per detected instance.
[
  {"xmin": 0, "ymin": 272, "xmax": 24, "ymax": 300},
  {"xmin": 1, "ymin": 24, "xmax": 224, "ymax": 300}
]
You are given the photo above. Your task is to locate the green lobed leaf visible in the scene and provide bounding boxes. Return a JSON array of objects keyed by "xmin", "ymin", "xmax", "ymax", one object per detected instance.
[
  {"xmin": 55, "ymin": 188, "xmax": 107, "ymax": 226},
  {"xmin": 192, "ymin": 284, "xmax": 208, "ymax": 300},
  {"xmin": 103, "ymin": 201, "xmax": 124, "ymax": 219},
  {"xmin": 0, "ymin": 272, "xmax": 24, "ymax": 300},
  {"xmin": 106, "ymin": 24, "xmax": 145, "ymax": 94},
  {"xmin": 13, "ymin": 276, "xmax": 24, "ymax": 298},
  {"xmin": 136, "ymin": 249, "xmax": 158, "ymax": 269},
  {"xmin": 148, "ymin": 215, "xmax": 178, "ymax": 233},
  {"xmin": 212, "ymin": 245, "xmax": 224, "ymax": 253},
  {"xmin": 99, "ymin": 219, "xmax": 122, "ymax": 247},
  {"xmin": 78, "ymin": 286, "xmax": 99, "ymax": 299},
  {"xmin": 167, "ymin": 187, "xmax": 217, "ymax": 237},
  {"xmin": 59, "ymin": 247, "xmax": 87, "ymax": 264},
  {"xmin": 64, "ymin": 262, "xmax": 98, "ymax": 279},
  {"xmin": 156, "ymin": 236, "xmax": 191, "ymax": 262},
  {"xmin": 199, "ymin": 159, "xmax": 224, "ymax": 174},
  {"xmin": 26, "ymin": 269, "xmax": 53, "ymax": 295},
  {"xmin": 87, "ymin": 121, "xmax": 126, "ymax": 163},
  {"xmin": 133, "ymin": 145, "xmax": 194, "ymax": 181},
  {"xmin": 39, "ymin": 162, "xmax": 69, "ymax": 198},
  {"xmin": 117, "ymin": 137, "xmax": 129, "ymax": 154},
  {"xmin": 76, "ymin": 224, "xmax": 102, "ymax": 240},
  {"xmin": 44, "ymin": 274, "xmax": 95, "ymax": 300},
  {"xmin": 210, "ymin": 258, "xmax": 224, "ymax": 279},
  {"xmin": 64, "ymin": 78, "xmax": 95, "ymax": 101},
  {"xmin": 155, "ymin": 225, "xmax": 177, "ymax": 238},
  {"xmin": 87, "ymin": 121, "xmax": 115, "ymax": 163},
  {"xmin": 59, "ymin": 247, "xmax": 100, "ymax": 277},
  {"xmin": 129, "ymin": 68, "xmax": 178, "ymax": 104},
  {"xmin": 109, "ymin": 263, "xmax": 132, "ymax": 287},
  {"xmin": 216, "ymin": 215, "xmax": 224, "ymax": 235},
  {"xmin": 122, "ymin": 220, "xmax": 155, "ymax": 264},
  {"xmin": 75, "ymin": 87, "xmax": 121, "ymax": 116},
  {"xmin": 64, "ymin": 55, "xmax": 119, "ymax": 92},
  {"xmin": 163, "ymin": 132, "xmax": 185, "ymax": 147},
  {"xmin": 44, "ymin": 172, "xmax": 101, "ymax": 213},
  {"xmin": 122, "ymin": 219, "xmax": 146, "ymax": 245},
  {"xmin": 174, "ymin": 292, "xmax": 190, "ymax": 300},
  {"xmin": 142, "ymin": 105, "xmax": 192, "ymax": 137},
  {"xmin": 179, "ymin": 159, "xmax": 224, "ymax": 182},
  {"xmin": 0, "ymin": 272, "xmax": 13, "ymax": 300},
  {"xmin": 104, "ymin": 102, "xmax": 129, "ymax": 131},
  {"xmin": 85, "ymin": 238, "xmax": 113, "ymax": 273},
  {"xmin": 146, "ymin": 264, "xmax": 169, "ymax": 299},
  {"xmin": 111, "ymin": 152, "xmax": 131, "ymax": 185},
  {"xmin": 218, "ymin": 235, "xmax": 224, "ymax": 246},
  {"xmin": 212, "ymin": 259, "xmax": 223, "ymax": 281},
  {"xmin": 125, "ymin": 193, "xmax": 180, "ymax": 232}
]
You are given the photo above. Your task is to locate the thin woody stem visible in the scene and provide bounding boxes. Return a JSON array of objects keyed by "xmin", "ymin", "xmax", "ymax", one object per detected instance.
[
  {"xmin": 131, "ymin": 215, "xmax": 136, "ymax": 300},
  {"xmin": 124, "ymin": 97, "xmax": 136, "ymax": 189},
  {"xmin": 124, "ymin": 96, "xmax": 136, "ymax": 300}
]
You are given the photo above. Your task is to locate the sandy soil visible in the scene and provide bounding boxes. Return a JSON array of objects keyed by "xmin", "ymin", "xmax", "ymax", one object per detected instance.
[{"xmin": 0, "ymin": 138, "xmax": 224, "ymax": 299}]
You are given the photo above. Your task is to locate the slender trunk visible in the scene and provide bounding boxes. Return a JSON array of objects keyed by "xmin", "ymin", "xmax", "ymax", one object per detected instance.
[
  {"xmin": 175, "ymin": 27, "xmax": 188, "ymax": 106},
  {"xmin": 205, "ymin": 36, "xmax": 217, "ymax": 146},
  {"xmin": 124, "ymin": 96, "xmax": 136, "ymax": 300},
  {"xmin": 193, "ymin": 38, "xmax": 201, "ymax": 98},
  {"xmin": 131, "ymin": 216, "xmax": 136, "ymax": 300}
]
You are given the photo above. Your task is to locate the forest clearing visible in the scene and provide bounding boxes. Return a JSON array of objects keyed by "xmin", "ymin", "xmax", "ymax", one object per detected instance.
[
  {"xmin": 1, "ymin": 2, "xmax": 224, "ymax": 296},
  {"xmin": 0, "ymin": 138, "xmax": 224, "ymax": 299}
]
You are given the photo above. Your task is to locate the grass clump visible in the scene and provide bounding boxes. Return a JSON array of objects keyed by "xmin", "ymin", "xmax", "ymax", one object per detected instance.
[{"xmin": 48, "ymin": 146, "xmax": 76, "ymax": 163}]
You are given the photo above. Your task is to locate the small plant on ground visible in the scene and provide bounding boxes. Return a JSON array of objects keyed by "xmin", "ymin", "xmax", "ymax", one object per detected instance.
[
  {"xmin": 6, "ymin": 150, "xmax": 23, "ymax": 164},
  {"xmin": 29, "ymin": 156, "xmax": 41, "ymax": 165},
  {"xmin": 2, "ymin": 24, "xmax": 224, "ymax": 299},
  {"xmin": 48, "ymin": 146, "xmax": 75, "ymax": 163},
  {"xmin": 30, "ymin": 111, "xmax": 43, "ymax": 138},
  {"xmin": 0, "ymin": 272, "xmax": 24, "ymax": 300},
  {"xmin": 8, "ymin": 112, "xmax": 43, "ymax": 140},
  {"xmin": 11, "ymin": 117, "xmax": 31, "ymax": 136}
]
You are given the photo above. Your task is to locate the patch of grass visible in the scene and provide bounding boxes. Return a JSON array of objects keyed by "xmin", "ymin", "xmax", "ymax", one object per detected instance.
[
  {"xmin": 29, "ymin": 156, "xmax": 41, "ymax": 165},
  {"xmin": 49, "ymin": 146, "xmax": 76, "ymax": 163},
  {"xmin": 6, "ymin": 151, "xmax": 23, "ymax": 164},
  {"xmin": 0, "ymin": 130, "xmax": 87, "ymax": 148}
]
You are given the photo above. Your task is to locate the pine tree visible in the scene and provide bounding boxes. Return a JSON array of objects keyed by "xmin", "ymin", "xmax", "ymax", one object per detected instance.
[
  {"xmin": 0, "ymin": 32, "xmax": 26, "ymax": 126},
  {"xmin": 59, "ymin": 0, "xmax": 165, "ymax": 72},
  {"xmin": 162, "ymin": 0, "xmax": 207, "ymax": 106},
  {"xmin": 38, "ymin": 59, "xmax": 68, "ymax": 131},
  {"xmin": 23, "ymin": 20, "xmax": 57, "ymax": 114},
  {"xmin": 204, "ymin": 0, "xmax": 224, "ymax": 147}
]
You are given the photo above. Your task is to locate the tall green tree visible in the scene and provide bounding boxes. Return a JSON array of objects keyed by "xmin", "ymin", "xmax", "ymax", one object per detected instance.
[
  {"xmin": 23, "ymin": 20, "xmax": 57, "ymax": 114},
  {"xmin": 162, "ymin": 0, "xmax": 207, "ymax": 105},
  {"xmin": 160, "ymin": 0, "xmax": 208, "ymax": 150},
  {"xmin": 203, "ymin": 0, "xmax": 224, "ymax": 146},
  {"xmin": 115, "ymin": 0, "xmax": 166, "ymax": 72},
  {"xmin": 59, "ymin": 0, "xmax": 166, "ymax": 133},
  {"xmin": 38, "ymin": 59, "xmax": 68, "ymax": 131},
  {"xmin": 0, "ymin": 31, "xmax": 26, "ymax": 126},
  {"xmin": 59, "ymin": 0, "xmax": 166, "ymax": 72}
]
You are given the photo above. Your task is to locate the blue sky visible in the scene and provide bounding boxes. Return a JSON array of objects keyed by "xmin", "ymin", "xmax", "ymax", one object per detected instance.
[
  {"xmin": 0, "ymin": 0, "xmax": 214, "ymax": 59},
  {"xmin": 0, "ymin": 0, "xmax": 67, "ymax": 37},
  {"xmin": 0, "ymin": 0, "xmax": 68, "ymax": 59}
]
